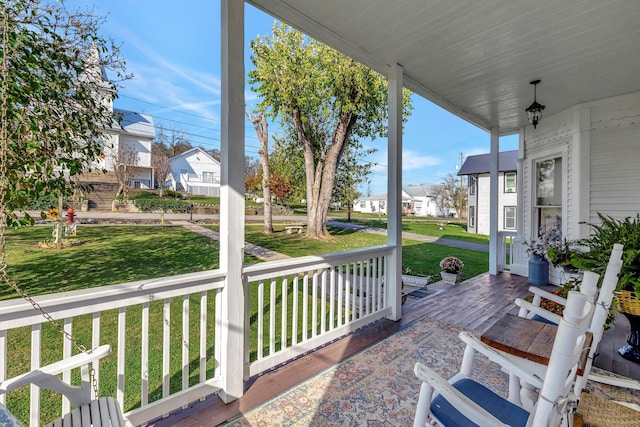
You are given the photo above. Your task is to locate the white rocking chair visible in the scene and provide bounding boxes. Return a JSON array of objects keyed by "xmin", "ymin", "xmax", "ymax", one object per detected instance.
[
  {"xmin": 413, "ymin": 290, "xmax": 593, "ymax": 427},
  {"xmin": 0, "ymin": 344, "xmax": 126, "ymax": 427},
  {"xmin": 515, "ymin": 244, "xmax": 636, "ymax": 398}
]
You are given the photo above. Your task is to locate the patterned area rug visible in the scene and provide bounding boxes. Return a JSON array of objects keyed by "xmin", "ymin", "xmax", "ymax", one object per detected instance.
[
  {"xmin": 224, "ymin": 319, "xmax": 509, "ymax": 426},
  {"xmin": 223, "ymin": 318, "xmax": 640, "ymax": 426}
]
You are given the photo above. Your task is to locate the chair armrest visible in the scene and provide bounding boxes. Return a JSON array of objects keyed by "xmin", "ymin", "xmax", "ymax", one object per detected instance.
[
  {"xmin": 414, "ymin": 362, "xmax": 511, "ymax": 427},
  {"xmin": 588, "ymin": 372, "xmax": 640, "ymax": 391},
  {"xmin": 515, "ymin": 299, "xmax": 563, "ymax": 325},
  {"xmin": 528, "ymin": 287, "xmax": 567, "ymax": 305},
  {"xmin": 458, "ymin": 332, "xmax": 544, "ymax": 389},
  {"xmin": 0, "ymin": 344, "xmax": 111, "ymax": 393},
  {"xmin": 0, "ymin": 344, "xmax": 111, "ymax": 409}
]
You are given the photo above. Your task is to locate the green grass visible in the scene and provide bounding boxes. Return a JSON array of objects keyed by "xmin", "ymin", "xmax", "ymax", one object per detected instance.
[
  {"xmin": 244, "ymin": 224, "xmax": 488, "ymax": 280},
  {"xmin": 402, "ymin": 240, "xmax": 488, "ymax": 280},
  {"xmin": 1, "ymin": 223, "xmax": 489, "ymax": 424},
  {"xmin": 2, "ymin": 226, "xmax": 222, "ymax": 301},
  {"xmin": 333, "ymin": 217, "xmax": 490, "ymax": 245}
]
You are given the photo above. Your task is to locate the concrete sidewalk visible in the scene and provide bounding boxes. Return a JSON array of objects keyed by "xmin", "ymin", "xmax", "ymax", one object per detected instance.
[
  {"xmin": 172, "ymin": 221, "xmax": 290, "ymax": 262},
  {"xmin": 326, "ymin": 220, "xmax": 489, "ymax": 252}
]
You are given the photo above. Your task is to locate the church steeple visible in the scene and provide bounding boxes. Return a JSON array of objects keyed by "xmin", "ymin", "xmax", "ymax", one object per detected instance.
[{"xmin": 79, "ymin": 43, "xmax": 115, "ymax": 112}]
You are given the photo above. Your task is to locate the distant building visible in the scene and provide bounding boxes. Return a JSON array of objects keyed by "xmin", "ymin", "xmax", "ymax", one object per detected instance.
[
  {"xmin": 353, "ymin": 185, "xmax": 445, "ymax": 217},
  {"xmin": 168, "ymin": 147, "xmax": 221, "ymax": 196},
  {"xmin": 457, "ymin": 150, "xmax": 518, "ymax": 235},
  {"xmin": 77, "ymin": 47, "xmax": 155, "ymax": 209}
]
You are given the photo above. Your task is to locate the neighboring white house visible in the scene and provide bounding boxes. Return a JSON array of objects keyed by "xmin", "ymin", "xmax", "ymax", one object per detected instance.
[
  {"xmin": 457, "ymin": 150, "xmax": 518, "ymax": 235},
  {"xmin": 353, "ymin": 185, "xmax": 444, "ymax": 217},
  {"xmin": 94, "ymin": 109, "xmax": 155, "ymax": 189},
  {"xmin": 402, "ymin": 185, "xmax": 445, "ymax": 217},
  {"xmin": 168, "ymin": 147, "xmax": 221, "ymax": 196},
  {"xmin": 79, "ymin": 47, "xmax": 155, "ymax": 207}
]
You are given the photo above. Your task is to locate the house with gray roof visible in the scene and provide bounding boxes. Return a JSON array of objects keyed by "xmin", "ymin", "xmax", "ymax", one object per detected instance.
[
  {"xmin": 353, "ymin": 185, "xmax": 445, "ymax": 217},
  {"xmin": 457, "ymin": 150, "xmax": 518, "ymax": 234}
]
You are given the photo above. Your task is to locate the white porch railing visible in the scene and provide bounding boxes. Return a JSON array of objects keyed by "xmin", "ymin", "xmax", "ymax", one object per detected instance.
[
  {"xmin": 243, "ymin": 246, "xmax": 393, "ymax": 378},
  {"xmin": 0, "ymin": 246, "xmax": 395, "ymax": 426},
  {"xmin": 0, "ymin": 270, "xmax": 226, "ymax": 427},
  {"xmin": 497, "ymin": 230, "xmax": 517, "ymax": 272}
]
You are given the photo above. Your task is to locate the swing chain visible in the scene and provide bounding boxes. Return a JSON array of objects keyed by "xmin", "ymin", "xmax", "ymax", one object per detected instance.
[{"xmin": 0, "ymin": 267, "xmax": 100, "ymax": 397}]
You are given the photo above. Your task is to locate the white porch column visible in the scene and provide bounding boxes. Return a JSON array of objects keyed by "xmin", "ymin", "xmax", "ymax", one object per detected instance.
[
  {"xmin": 386, "ymin": 63, "xmax": 403, "ymax": 321},
  {"xmin": 574, "ymin": 107, "xmax": 591, "ymax": 238},
  {"xmin": 488, "ymin": 128, "xmax": 499, "ymax": 275},
  {"xmin": 219, "ymin": 0, "xmax": 245, "ymax": 403}
]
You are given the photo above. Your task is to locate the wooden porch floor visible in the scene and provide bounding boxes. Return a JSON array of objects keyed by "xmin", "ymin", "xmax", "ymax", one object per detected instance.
[{"xmin": 150, "ymin": 272, "xmax": 639, "ymax": 427}]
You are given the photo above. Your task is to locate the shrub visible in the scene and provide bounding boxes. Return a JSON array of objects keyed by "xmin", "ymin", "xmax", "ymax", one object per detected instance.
[
  {"xmin": 130, "ymin": 190, "xmax": 158, "ymax": 200},
  {"xmin": 133, "ymin": 198, "xmax": 191, "ymax": 213}
]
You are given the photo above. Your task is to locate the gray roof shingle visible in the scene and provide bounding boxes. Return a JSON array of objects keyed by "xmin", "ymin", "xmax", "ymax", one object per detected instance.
[{"xmin": 457, "ymin": 150, "xmax": 518, "ymax": 175}]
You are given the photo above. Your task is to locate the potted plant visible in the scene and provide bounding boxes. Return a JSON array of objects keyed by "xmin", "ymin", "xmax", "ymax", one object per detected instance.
[
  {"xmin": 562, "ymin": 213, "xmax": 640, "ymax": 359},
  {"xmin": 439, "ymin": 256, "xmax": 464, "ymax": 284},
  {"xmin": 547, "ymin": 238, "xmax": 579, "ymax": 272},
  {"xmin": 525, "ymin": 226, "xmax": 562, "ymax": 286}
]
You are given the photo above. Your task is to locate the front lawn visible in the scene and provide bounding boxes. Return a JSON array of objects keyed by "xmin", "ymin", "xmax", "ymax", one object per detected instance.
[{"xmin": 1, "ymin": 223, "xmax": 488, "ymax": 423}]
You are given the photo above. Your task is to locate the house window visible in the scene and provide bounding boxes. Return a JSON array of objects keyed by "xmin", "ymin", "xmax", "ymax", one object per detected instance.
[
  {"xmin": 535, "ymin": 157, "xmax": 563, "ymax": 232},
  {"xmin": 504, "ymin": 206, "xmax": 516, "ymax": 230},
  {"xmin": 468, "ymin": 206, "xmax": 475, "ymax": 228},
  {"xmin": 468, "ymin": 176, "xmax": 476, "ymax": 195},
  {"xmin": 133, "ymin": 181, "xmax": 141, "ymax": 189},
  {"xmin": 504, "ymin": 172, "xmax": 516, "ymax": 193},
  {"xmin": 359, "ymin": 201, "xmax": 366, "ymax": 208},
  {"xmin": 202, "ymin": 171, "xmax": 216, "ymax": 183}
]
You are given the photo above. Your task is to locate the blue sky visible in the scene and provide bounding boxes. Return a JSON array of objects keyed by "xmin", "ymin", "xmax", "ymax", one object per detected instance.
[{"xmin": 69, "ymin": 0, "xmax": 517, "ymax": 195}]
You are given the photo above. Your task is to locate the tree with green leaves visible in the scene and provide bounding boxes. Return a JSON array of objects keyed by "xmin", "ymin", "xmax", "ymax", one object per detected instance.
[
  {"xmin": 437, "ymin": 173, "xmax": 466, "ymax": 219},
  {"xmin": 1, "ymin": 0, "xmax": 127, "ymax": 226},
  {"xmin": 249, "ymin": 24, "xmax": 413, "ymax": 238}
]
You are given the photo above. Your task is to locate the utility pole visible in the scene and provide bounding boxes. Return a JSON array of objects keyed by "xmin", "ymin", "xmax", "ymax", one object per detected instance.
[{"xmin": 457, "ymin": 152, "xmax": 464, "ymax": 219}]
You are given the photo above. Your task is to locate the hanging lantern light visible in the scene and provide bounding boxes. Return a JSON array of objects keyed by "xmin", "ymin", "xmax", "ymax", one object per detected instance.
[{"xmin": 525, "ymin": 79, "xmax": 545, "ymax": 128}]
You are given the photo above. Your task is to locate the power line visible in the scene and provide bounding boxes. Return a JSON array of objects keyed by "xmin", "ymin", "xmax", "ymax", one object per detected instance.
[{"xmin": 118, "ymin": 94, "xmax": 262, "ymax": 139}]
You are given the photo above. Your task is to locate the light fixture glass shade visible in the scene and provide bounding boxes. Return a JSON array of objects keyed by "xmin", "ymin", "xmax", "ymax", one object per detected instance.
[{"xmin": 526, "ymin": 100, "xmax": 545, "ymax": 128}]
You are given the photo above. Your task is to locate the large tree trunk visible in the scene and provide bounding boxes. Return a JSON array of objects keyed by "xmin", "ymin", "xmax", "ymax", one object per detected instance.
[
  {"xmin": 248, "ymin": 111, "xmax": 273, "ymax": 234},
  {"xmin": 293, "ymin": 107, "xmax": 356, "ymax": 239}
]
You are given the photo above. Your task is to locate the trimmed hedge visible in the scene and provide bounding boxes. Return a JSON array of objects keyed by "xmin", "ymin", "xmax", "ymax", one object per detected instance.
[{"xmin": 133, "ymin": 198, "xmax": 191, "ymax": 212}]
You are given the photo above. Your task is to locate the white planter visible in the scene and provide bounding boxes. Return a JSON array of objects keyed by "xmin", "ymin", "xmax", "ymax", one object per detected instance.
[{"xmin": 440, "ymin": 271, "xmax": 461, "ymax": 284}]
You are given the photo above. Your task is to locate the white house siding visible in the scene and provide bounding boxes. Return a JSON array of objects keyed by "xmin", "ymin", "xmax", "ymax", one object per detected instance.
[
  {"xmin": 170, "ymin": 148, "xmax": 221, "ymax": 196},
  {"xmin": 516, "ymin": 90, "xmax": 640, "ymax": 284},
  {"xmin": 589, "ymin": 92, "xmax": 640, "ymax": 222},
  {"xmin": 476, "ymin": 175, "xmax": 490, "ymax": 235},
  {"xmin": 472, "ymin": 173, "xmax": 518, "ymax": 235}
]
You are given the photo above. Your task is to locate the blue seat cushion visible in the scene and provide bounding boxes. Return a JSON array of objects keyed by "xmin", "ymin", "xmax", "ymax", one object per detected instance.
[
  {"xmin": 532, "ymin": 314, "xmax": 557, "ymax": 325},
  {"xmin": 430, "ymin": 378, "xmax": 529, "ymax": 427}
]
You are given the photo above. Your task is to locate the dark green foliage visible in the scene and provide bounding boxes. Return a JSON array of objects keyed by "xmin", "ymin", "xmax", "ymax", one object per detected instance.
[
  {"xmin": 133, "ymin": 198, "xmax": 191, "ymax": 213},
  {"xmin": 25, "ymin": 193, "xmax": 58, "ymax": 210},
  {"xmin": 569, "ymin": 213, "xmax": 640, "ymax": 297},
  {"xmin": 1, "ymin": 0, "xmax": 128, "ymax": 226},
  {"xmin": 162, "ymin": 189, "xmax": 183, "ymax": 199},
  {"xmin": 129, "ymin": 190, "xmax": 158, "ymax": 200}
]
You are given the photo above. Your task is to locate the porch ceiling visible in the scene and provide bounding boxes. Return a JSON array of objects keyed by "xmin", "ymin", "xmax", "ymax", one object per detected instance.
[{"xmin": 248, "ymin": 0, "xmax": 640, "ymax": 135}]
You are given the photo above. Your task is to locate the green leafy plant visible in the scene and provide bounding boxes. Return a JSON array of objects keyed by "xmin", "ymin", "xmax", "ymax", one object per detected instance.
[{"xmin": 568, "ymin": 213, "xmax": 640, "ymax": 298}]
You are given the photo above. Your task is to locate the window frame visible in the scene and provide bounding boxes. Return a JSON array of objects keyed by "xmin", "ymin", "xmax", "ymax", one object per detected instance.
[
  {"xmin": 504, "ymin": 206, "xmax": 516, "ymax": 230},
  {"xmin": 504, "ymin": 172, "xmax": 517, "ymax": 193},
  {"xmin": 530, "ymin": 147, "xmax": 567, "ymax": 237}
]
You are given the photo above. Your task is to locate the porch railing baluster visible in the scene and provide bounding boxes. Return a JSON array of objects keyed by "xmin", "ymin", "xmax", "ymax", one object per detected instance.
[
  {"xmin": 141, "ymin": 302, "xmax": 149, "ymax": 406},
  {"xmin": 182, "ymin": 295, "xmax": 189, "ymax": 395}
]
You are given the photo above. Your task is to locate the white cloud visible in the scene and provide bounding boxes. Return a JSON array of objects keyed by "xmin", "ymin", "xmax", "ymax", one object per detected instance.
[{"xmin": 402, "ymin": 150, "xmax": 439, "ymax": 170}]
